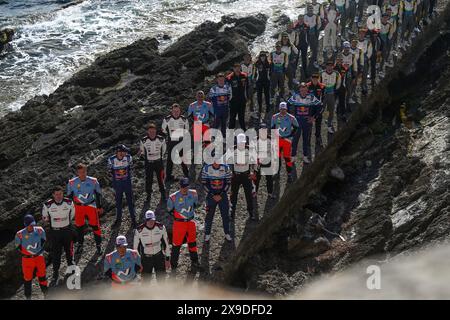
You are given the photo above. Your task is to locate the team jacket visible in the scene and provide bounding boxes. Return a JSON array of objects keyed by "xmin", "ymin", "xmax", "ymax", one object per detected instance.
[
  {"xmin": 335, "ymin": 0, "xmax": 349, "ymax": 12},
  {"xmin": 107, "ymin": 154, "xmax": 132, "ymax": 183},
  {"xmin": 226, "ymin": 72, "xmax": 248, "ymax": 101},
  {"xmin": 140, "ymin": 135, "xmax": 166, "ymax": 161},
  {"xmin": 67, "ymin": 176, "xmax": 102, "ymax": 208},
  {"xmin": 134, "ymin": 222, "xmax": 170, "ymax": 258},
  {"xmin": 294, "ymin": 22, "xmax": 309, "ymax": 47},
  {"xmin": 271, "ymin": 113, "xmax": 299, "ymax": 138},
  {"xmin": 304, "ymin": 13, "xmax": 321, "ymax": 33},
  {"xmin": 311, "ymin": 2, "xmax": 325, "ymax": 19},
  {"xmin": 241, "ymin": 62, "xmax": 254, "ymax": 80},
  {"xmin": 201, "ymin": 164, "xmax": 232, "ymax": 195},
  {"xmin": 281, "ymin": 44, "xmax": 299, "ymax": 63},
  {"xmin": 342, "ymin": 50, "xmax": 358, "ymax": 75},
  {"xmin": 253, "ymin": 60, "xmax": 271, "ymax": 83},
  {"xmin": 270, "ymin": 51, "xmax": 288, "ymax": 74},
  {"xmin": 357, "ymin": 38, "xmax": 373, "ymax": 60},
  {"xmin": 380, "ymin": 21, "xmax": 395, "ymax": 42},
  {"xmin": 15, "ymin": 226, "xmax": 46, "ymax": 256},
  {"xmin": 288, "ymin": 93, "xmax": 322, "ymax": 119},
  {"xmin": 400, "ymin": 0, "xmax": 417, "ymax": 18},
  {"xmin": 42, "ymin": 198, "xmax": 74, "ymax": 229},
  {"xmin": 208, "ymin": 84, "xmax": 232, "ymax": 112},
  {"xmin": 320, "ymin": 70, "xmax": 342, "ymax": 94},
  {"xmin": 167, "ymin": 189, "xmax": 199, "ymax": 221},
  {"xmin": 229, "ymin": 146, "xmax": 257, "ymax": 173},
  {"xmin": 307, "ymin": 81, "xmax": 325, "ymax": 102},
  {"xmin": 161, "ymin": 114, "xmax": 189, "ymax": 141},
  {"xmin": 187, "ymin": 100, "xmax": 214, "ymax": 123},
  {"xmin": 104, "ymin": 249, "xmax": 142, "ymax": 284}
]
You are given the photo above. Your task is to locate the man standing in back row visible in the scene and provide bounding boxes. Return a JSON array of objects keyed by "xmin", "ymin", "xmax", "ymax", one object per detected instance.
[
  {"xmin": 140, "ymin": 122, "xmax": 167, "ymax": 203},
  {"xmin": 227, "ymin": 63, "xmax": 248, "ymax": 131}
]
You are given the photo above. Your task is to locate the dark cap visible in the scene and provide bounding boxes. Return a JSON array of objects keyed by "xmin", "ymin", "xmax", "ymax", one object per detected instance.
[
  {"xmin": 180, "ymin": 177, "xmax": 190, "ymax": 188},
  {"xmin": 326, "ymin": 59, "xmax": 334, "ymax": 65},
  {"xmin": 24, "ymin": 214, "xmax": 36, "ymax": 227},
  {"xmin": 116, "ymin": 144, "xmax": 129, "ymax": 152}
]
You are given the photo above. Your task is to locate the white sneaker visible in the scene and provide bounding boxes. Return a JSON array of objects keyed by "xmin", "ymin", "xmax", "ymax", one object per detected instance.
[
  {"xmin": 268, "ymin": 193, "xmax": 276, "ymax": 199},
  {"xmin": 225, "ymin": 234, "xmax": 232, "ymax": 242},
  {"xmin": 385, "ymin": 61, "xmax": 394, "ymax": 68},
  {"xmin": 303, "ymin": 157, "xmax": 311, "ymax": 164},
  {"xmin": 291, "ymin": 156, "xmax": 297, "ymax": 162},
  {"xmin": 204, "ymin": 235, "xmax": 211, "ymax": 242},
  {"xmin": 348, "ymin": 98, "xmax": 356, "ymax": 104},
  {"xmin": 328, "ymin": 126, "xmax": 335, "ymax": 134}
]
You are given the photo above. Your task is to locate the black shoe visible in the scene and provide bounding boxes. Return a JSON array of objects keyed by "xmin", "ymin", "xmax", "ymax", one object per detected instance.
[
  {"xmin": 249, "ymin": 212, "xmax": 257, "ymax": 221},
  {"xmin": 96, "ymin": 245, "xmax": 102, "ymax": 255},
  {"xmin": 287, "ymin": 174, "xmax": 294, "ymax": 183},
  {"xmin": 49, "ymin": 277, "xmax": 58, "ymax": 287}
]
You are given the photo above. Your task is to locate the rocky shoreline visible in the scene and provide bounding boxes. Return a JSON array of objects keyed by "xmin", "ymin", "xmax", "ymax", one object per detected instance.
[
  {"xmin": 223, "ymin": 2, "xmax": 450, "ymax": 295},
  {"xmin": 0, "ymin": 14, "xmax": 268, "ymax": 298},
  {"xmin": 1, "ymin": 0, "xmax": 449, "ymax": 300}
]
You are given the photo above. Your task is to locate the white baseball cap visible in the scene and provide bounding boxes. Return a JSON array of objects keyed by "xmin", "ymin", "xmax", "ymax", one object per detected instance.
[
  {"xmin": 116, "ymin": 235, "xmax": 128, "ymax": 247},
  {"xmin": 145, "ymin": 210, "xmax": 156, "ymax": 221},
  {"xmin": 237, "ymin": 133, "xmax": 246, "ymax": 145},
  {"xmin": 343, "ymin": 41, "xmax": 351, "ymax": 48},
  {"xmin": 279, "ymin": 102, "xmax": 288, "ymax": 110}
]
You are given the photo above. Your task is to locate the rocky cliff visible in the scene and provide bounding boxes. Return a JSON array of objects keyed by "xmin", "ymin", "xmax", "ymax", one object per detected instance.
[{"xmin": 222, "ymin": 4, "xmax": 450, "ymax": 295}]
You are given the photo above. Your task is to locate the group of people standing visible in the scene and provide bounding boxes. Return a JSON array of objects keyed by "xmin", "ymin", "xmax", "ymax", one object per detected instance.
[{"xmin": 14, "ymin": 0, "xmax": 437, "ymax": 298}]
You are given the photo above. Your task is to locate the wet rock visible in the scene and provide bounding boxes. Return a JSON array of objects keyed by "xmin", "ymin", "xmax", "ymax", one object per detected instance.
[
  {"xmin": 0, "ymin": 14, "xmax": 268, "ymax": 297},
  {"xmin": 329, "ymin": 167, "xmax": 345, "ymax": 181}
]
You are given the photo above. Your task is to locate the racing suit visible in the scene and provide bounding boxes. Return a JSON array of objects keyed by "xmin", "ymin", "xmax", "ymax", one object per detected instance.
[
  {"xmin": 400, "ymin": 0, "xmax": 417, "ymax": 43},
  {"xmin": 253, "ymin": 60, "xmax": 271, "ymax": 114},
  {"xmin": 379, "ymin": 21, "xmax": 395, "ymax": 68},
  {"xmin": 304, "ymin": 13, "xmax": 321, "ymax": 63},
  {"xmin": 270, "ymin": 51, "xmax": 288, "ymax": 101},
  {"xmin": 306, "ymin": 81, "xmax": 325, "ymax": 148},
  {"xmin": 15, "ymin": 226, "xmax": 48, "ymax": 298},
  {"xmin": 334, "ymin": 63, "xmax": 350, "ymax": 129},
  {"xmin": 167, "ymin": 189, "xmax": 200, "ymax": 270},
  {"xmin": 336, "ymin": 0, "xmax": 349, "ymax": 34},
  {"xmin": 187, "ymin": 100, "xmax": 214, "ymax": 143},
  {"xmin": 384, "ymin": 1, "xmax": 400, "ymax": 47},
  {"xmin": 227, "ymin": 72, "xmax": 248, "ymax": 131},
  {"xmin": 294, "ymin": 21, "xmax": 309, "ymax": 77},
  {"xmin": 288, "ymin": 93, "xmax": 322, "ymax": 159},
  {"xmin": 324, "ymin": 7, "xmax": 339, "ymax": 52},
  {"xmin": 104, "ymin": 249, "xmax": 142, "ymax": 287},
  {"xmin": 162, "ymin": 114, "xmax": 190, "ymax": 179},
  {"xmin": 208, "ymin": 83, "xmax": 232, "ymax": 137},
  {"xmin": 42, "ymin": 198, "xmax": 75, "ymax": 280},
  {"xmin": 66, "ymin": 176, "xmax": 103, "ymax": 246},
  {"xmin": 201, "ymin": 163, "xmax": 232, "ymax": 235},
  {"xmin": 107, "ymin": 153, "xmax": 136, "ymax": 225},
  {"xmin": 320, "ymin": 70, "xmax": 342, "ymax": 129},
  {"xmin": 271, "ymin": 112, "xmax": 299, "ymax": 176},
  {"xmin": 241, "ymin": 62, "xmax": 255, "ymax": 111},
  {"xmin": 281, "ymin": 44, "xmax": 299, "ymax": 91},
  {"xmin": 357, "ymin": 37, "xmax": 373, "ymax": 93},
  {"xmin": 229, "ymin": 145, "xmax": 256, "ymax": 218},
  {"xmin": 341, "ymin": 48, "xmax": 361, "ymax": 106},
  {"xmin": 134, "ymin": 222, "xmax": 170, "ymax": 281},
  {"xmin": 140, "ymin": 135, "xmax": 167, "ymax": 200},
  {"xmin": 255, "ymin": 137, "xmax": 276, "ymax": 195}
]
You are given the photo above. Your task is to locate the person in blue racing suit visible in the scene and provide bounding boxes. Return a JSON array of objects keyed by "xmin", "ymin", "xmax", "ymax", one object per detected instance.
[
  {"xmin": 108, "ymin": 144, "xmax": 136, "ymax": 229},
  {"xmin": 288, "ymin": 82, "xmax": 321, "ymax": 164}
]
